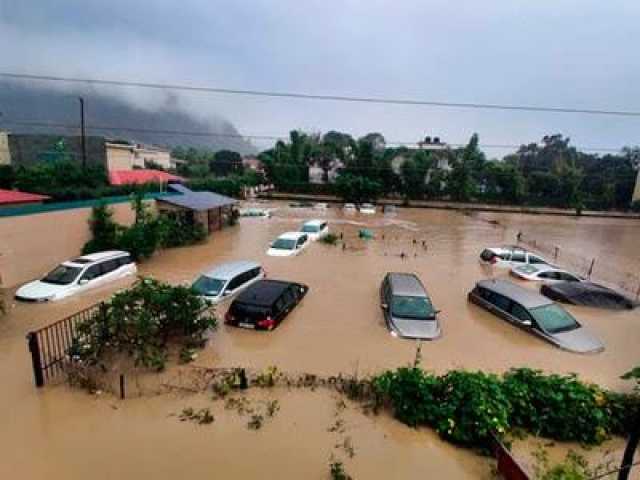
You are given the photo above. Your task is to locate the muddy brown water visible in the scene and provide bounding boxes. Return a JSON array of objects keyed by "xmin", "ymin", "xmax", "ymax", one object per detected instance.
[{"xmin": 1, "ymin": 203, "xmax": 639, "ymax": 479}]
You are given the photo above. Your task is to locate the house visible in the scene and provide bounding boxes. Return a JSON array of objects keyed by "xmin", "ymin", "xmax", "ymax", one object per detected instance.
[
  {"xmin": 157, "ymin": 184, "xmax": 237, "ymax": 235},
  {"xmin": 0, "ymin": 131, "xmax": 10, "ymax": 165},
  {"xmin": 308, "ymin": 160, "xmax": 344, "ymax": 184},
  {"xmin": 391, "ymin": 137, "xmax": 452, "ymax": 177},
  {"xmin": 242, "ymin": 156, "xmax": 264, "ymax": 174},
  {"xmin": 0, "ymin": 189, "xmax": 50, "ymax": 209},
  {"xmin": 105, "ymin": 142, "xmax": 172, "ymax": 171},
  {"xmin": 108, "ymin": 169, "xmax": 184, "ymax": 186}
]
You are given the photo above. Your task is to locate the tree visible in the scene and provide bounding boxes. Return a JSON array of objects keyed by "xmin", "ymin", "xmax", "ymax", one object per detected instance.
[
  {"xmin": 211, "ymin": 150, "xmax": 243, "ymax": 176},
  {"xmin": 618, "ymin": 367, "xmax": 640, "ymax": 480},
  {"xmin": 400, "ymin": 150, "xmax": 433, "ymax": 200},
  {"xmin": 448, "ymin": 133, "xmax": 483, "ymax": 202},
  {"xmin": 334, "ymin": 173, "xmax": 382, "ymax": 203}
]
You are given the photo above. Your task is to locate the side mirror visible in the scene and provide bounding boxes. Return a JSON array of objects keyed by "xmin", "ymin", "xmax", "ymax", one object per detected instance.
[
  {"xmin": 79, "ymin": 278, "xmax": 89, "ymax": 285},
  {"xmin": 434, "ymin": 309, "xmax": 441, "ymax": 315},
  {"xmin": 381, "ymin": 303, "xmax": 388, "ymax": 310},
  {"xmin": 522, "ymin": 320, "xmax": 532, "ymax": 327}
]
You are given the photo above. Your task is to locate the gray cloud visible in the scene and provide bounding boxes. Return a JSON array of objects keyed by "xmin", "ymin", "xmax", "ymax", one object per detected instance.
[{"xmin": 1, "ymin": 0, "xmax": 639, "ymax": 155}]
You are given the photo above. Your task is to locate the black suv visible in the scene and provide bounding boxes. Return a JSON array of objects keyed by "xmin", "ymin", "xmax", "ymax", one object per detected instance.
[{"xmin": 225, "ymin": 279, "xmax": 309, "ymax": 330}]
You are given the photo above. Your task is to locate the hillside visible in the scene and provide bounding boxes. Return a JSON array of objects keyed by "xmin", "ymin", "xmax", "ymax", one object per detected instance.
[{"xmin": 0, "ymin": 81, "xmax": 256, "ymax": 155}]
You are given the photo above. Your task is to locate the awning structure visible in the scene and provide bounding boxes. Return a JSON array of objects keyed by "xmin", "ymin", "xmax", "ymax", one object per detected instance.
[
  {"xmin": 109, "ymin": 169, "xmax": 184, "ymax": 186},
  {"xmin": 0, "ymin": 188, "xmax": 50, "ymax": 206},
  {"xmin": 159, "ymin": 184, "xmax": 237, "ymax": 211}
]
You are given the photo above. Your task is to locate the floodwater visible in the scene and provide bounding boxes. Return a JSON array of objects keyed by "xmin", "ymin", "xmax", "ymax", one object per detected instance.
[{"xmin": 1, "ymin": 203, "xmax": 639, "ymax": 479}]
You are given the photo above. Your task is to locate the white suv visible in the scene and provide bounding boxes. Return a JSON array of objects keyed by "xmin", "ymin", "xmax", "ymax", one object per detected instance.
[
  {"xmin": 267, "ymin": 232, "xmax": 310, "ymax": 257},
  {"xmin": 15, "ymin": 251, "xmax": 137, "ymax": 302},
  {"xmin": 480, "ymin": 246, "xmax": 550, "ymax": 268},
  {"xmin": 300, "ymin": 219, "xmax": 329, "ymax": 241}
]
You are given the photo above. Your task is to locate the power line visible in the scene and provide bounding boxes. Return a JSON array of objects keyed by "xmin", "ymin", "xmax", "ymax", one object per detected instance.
[
  {"xmin": 2, "ymin": 72, "xmax": 640, "ymax": 118},
  {"xmin": 0, "ymin": 119, "xmax": 628, "ymax": 154}
]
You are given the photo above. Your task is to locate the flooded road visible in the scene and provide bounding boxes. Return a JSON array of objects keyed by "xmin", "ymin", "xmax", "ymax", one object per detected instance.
[{"xmin": 1, "ymin": 203, "xmax": 639, "ymax": 479}]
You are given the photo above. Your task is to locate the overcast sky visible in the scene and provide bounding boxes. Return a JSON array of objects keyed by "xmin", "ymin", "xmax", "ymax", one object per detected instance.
[{"xmin": 1, "ymin": 0, "xmax": 639, "ymax": 156}]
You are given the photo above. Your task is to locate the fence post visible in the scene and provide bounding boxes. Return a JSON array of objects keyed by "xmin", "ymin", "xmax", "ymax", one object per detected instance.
[
  {"xmin": 119, "ymin": 374, "xmax": 126, "ymax": 400},
  {"xmin": 554, "ymin": 246, "xmax": 559, "ymax": 262},
  {"xmin": 27, "ymin": 332, "xmax": 44, "ymax": 388},
  {"xmin": 588, "ymin": 258, "xmax": 596, "ymax": 278}
]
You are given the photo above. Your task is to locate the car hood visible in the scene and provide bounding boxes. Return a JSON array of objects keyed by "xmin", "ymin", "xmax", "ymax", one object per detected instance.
[
  {"xmin": 551, "ymin": 328, "xmax": 604, "ymax": 354},
  {"xmin": 390, "ymin": 317, "xmax": 441, "ymax": 340},
  {"xmin": 267, "ymin": 248, "xmax": 295, "ymax": 257},
  {"xmin": 15, "ymin": 280, "xmax": 69, "ymax": 301}
]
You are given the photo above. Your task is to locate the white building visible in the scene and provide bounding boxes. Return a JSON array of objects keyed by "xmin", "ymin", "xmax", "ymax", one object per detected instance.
[{"xmin": 105, "ymin": 142, "xmax": 172, "ymax": 171}]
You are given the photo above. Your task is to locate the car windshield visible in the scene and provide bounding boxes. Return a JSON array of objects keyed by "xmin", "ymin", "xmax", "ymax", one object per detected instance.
[
  {"xmin": 192, "ymin": 276, "xmax": 226, "ymax": 296},
  {"xmin": 301, "ymin": 224, "xmax": 320, "ymax": 233},
  {"xmin": 271, "ymin": 238, "xmax": 296, "ymax": 250},
  {"xmin": 41, "ymin": 265, "xmax": 82, "ymax": 285},
  {"xmin": 530, "ymin": 304, "xmax": 580, "ymax": 333},
  {"xmin": 391, "ymin": 296, "xmax": 435, "ymax": 320}
]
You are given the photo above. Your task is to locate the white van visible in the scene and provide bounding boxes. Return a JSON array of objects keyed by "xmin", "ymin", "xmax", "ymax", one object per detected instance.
[
  {"xmin": 191, "ymin": 260, "xmax": 265, "ymax": 304},
  {"xmin": 15, "ymin": 251, "xmax": 137, "ymax": 302}
]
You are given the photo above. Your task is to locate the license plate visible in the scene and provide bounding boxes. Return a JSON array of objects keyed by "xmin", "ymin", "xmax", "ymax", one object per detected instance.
[{"xmin": 238, "ymin": 322, "xmax": 255, "ymax": 329}]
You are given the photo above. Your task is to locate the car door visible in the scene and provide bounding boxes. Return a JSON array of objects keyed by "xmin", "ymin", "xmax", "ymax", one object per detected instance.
[
  {"xmin": 509, "ymin": 251, "xmax": 526, "ymax": 267},
  {"xmin": 489, "ymin": 292, "xmax": 513, "ymax": 322},
  {"xmin": 78, "ymin": 263, "xmax": 103, "ymax": 293},
  {"xmin": 296, "ymin": 235, "xmax": 308, "ymax": 253},
  {"xmin": 100, "ymin": 259, "xmax": 121, "ymax": 283},
  {"xmin": 508, "ymin": 302, "xmax": 534, "ymax": 330}
]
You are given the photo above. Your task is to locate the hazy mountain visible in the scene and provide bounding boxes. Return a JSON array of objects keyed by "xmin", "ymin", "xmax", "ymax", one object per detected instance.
[{"xmin": 0, "ymin": 81, "xmax": 257, "ymax": 155}]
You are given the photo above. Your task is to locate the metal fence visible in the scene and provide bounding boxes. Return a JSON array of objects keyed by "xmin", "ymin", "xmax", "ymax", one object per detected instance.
[
  {"xmin": 26, "ymin": 302, "xmax": 105, "ymax": 387},
  {"xmin": 518, "ymin": 233, "xmax": 640, "ymax": 298}
]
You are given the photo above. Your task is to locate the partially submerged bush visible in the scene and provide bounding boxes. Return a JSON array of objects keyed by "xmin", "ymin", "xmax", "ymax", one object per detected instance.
[
  {"xmin": 70, "ymin": 278, "xmax": 216, "ymax": 371},
  {"xmin": 320, "ymin": 233, "xmax": 339, "ymax": 245},
  {"xmin": 503, "ymin": 368, "xmax": 612, "ymax": 444}
]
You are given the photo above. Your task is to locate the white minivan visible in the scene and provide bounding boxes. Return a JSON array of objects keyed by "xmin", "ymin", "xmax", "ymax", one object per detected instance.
[
  {"xmin": 267, "ymin": 232, "xmax": 310, "ymax": 257},
  {"xmin": 300, "ymin": 219, "xmax": 329, "ymax": 241},
  {"xmin": 15, "ymin": 251, "xmax": 137, "ymax": 302},
  {"xmin": 191, "ymin": 260, "xmax": 265, "ymax": 304}
]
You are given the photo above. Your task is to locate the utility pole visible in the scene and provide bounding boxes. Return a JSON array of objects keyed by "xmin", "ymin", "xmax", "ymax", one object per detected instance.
[{"xmin": 79, "ymin": 97, "xmax": 87, "ymax": 168}]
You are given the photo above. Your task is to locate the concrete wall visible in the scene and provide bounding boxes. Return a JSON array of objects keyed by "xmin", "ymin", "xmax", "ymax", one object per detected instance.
[
  {"xmin": 106, "ymin": 144, "xmax": 135, "ymax": 170},
  {"xmin": 0, "ymin": 201, "xmax": 154, "ymax": 289}
]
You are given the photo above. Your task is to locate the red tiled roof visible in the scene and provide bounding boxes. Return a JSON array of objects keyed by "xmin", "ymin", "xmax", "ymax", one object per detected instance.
[
  {"xmin": 109, "ymin": 169, "xmax": 184, "ymax": 186},
  {"xmin": 0, "ymin": 189, "xmax": 50, "ymax": 205}
]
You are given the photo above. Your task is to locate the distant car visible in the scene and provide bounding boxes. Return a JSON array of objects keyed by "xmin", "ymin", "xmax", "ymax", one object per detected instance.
[
  {"xmin": 468, "ymin": 279, "xmax": 604, "ymax": 354},
  {"xmin": 313, "ymin": 202, "xmax": 329, "ymax": 211},
  {"xmin": 511, "ymin": 265, "xmax": 584, "ymax": 284},
  {"xmin": 343, "ymin": 203, "xmax": 357, "ymax": 212},
  {"xmin": 15, "ymin": 251, "xmax": 136, "ymax": 302},
  {"xmin": 267, "ymin": 232, "xmax": 310, "ymax": 257},
  {"xmin": 300, "ymin": 219, "xmax": 329, "ymax": 241},
  {"xmin": 380, "ymin": 273, "xmax": 441, "ymax": 340},
  {"xmin": 239, "ymin": 207, "xmax": 272, "ymax": 218},
  {"xmin": 383, "ymin": 205, "xmax": 397, "ymax": 215},
  {"xmin": 191, "ymin": 260, "xmax": 265, "ymax": 305},
  {"xmin": 225, "ymin": 279, "xmax": 309, "ymax": 330},
  {"xmin": 359, "ymin": 203, "xmax": 376, "ymax": 214},
  {"xmin": 289, "ymin": 201, "xmax": 313, "ymax": 208},
  {"xmin": 541, "ymin": 282, "xmax": 637, "ymax": 310},
  {"xmin": 480, "ymin": 246, "xmax": 550, "ymax": 268}
]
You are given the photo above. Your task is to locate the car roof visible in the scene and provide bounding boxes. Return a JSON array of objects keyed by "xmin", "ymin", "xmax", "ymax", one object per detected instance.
[
  {"xmin": 545, "ymin": 281, "xmax": 626, "ymax": 297},
  {"xmin": 302, "ymin": 219, "xmax": 325, "ymax": 227},
  {"xmin": 476, "ymin": 279, "xmax": 552, "ymax": 309},
  {"xmin": 514, "ymin": 264, "xmax": 568, "ymax": 274},
  {"xmin": 278, "ymin": 231, "xmax": 307, "ymax": 240},
  {"xmin": 66, "ymin": 250, "xmax": 130, "ymax": 265},
  {"xmin": 235, "ymin": 279, "xmax": 295, "ymax": 306},
  {"xmin": 201, "ymin": 260, "xmax": 261, "ymax": 280},
  {"xmin": 488, "ymin": 245, "xmax": 531, "ymax": 254},
  {"xmin": 387, "ymin": 273, "xmax": 428, "ymax": 297}
]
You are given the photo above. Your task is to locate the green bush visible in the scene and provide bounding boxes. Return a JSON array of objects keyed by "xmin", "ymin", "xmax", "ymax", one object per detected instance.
[
  {"xmin": 631, "ymin": 200, "xmax": 640, "ymax": 213},
  {"xmin": 71, "ymin": 278, "xmax": 216, "ymax": 370},
  {"xmin": 434, "ymin": 371, "xmax": 511, "ymax": 446},
  {"xmin": 320, "ymin": 233, "xmax": 339, "ymax": 245},
  {"xmin": 82, "ymin": 202, "xmax": 119, "ymax": 254},
  {"xmin": 373, "ymin": 367, "xmax": 440, "ymax": 427},
  {"xmin": 503, "ymin": 368, "xmax": 611, "ymax": 444},
  {"xmin": 159, "ymin": 214, "xmax": 207, "ymax": 248}
]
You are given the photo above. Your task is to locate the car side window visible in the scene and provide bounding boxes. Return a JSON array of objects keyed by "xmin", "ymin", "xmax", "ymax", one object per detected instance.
[
  {"xmin": 511, "ymin": 252, "xmax": 526, "ymax": 262},
  {"xmin": 560, "ymin": 273, "xmax": 578, "ymax": 282},
  {"xmin": 492, "ymin": 293, "xmax": 511, "ymax": 312},
  {"xmin": 283, "ymin": 288, "xmax": 296, "ymax": 307},
  {"xmin": 499, "ymin": 252, "xmax": 511, "ymax": 261},
  {"xmin": 118, "ymin": 255, "xmax": 133, "ymax": 266},
  {"xmin": 510, "ymin": 303, "xmax": 532, "ymax": 323},
  {"xmin": 101, "ymin": 259, "xmax": 119, "ymax": 275},
  {"xmin": 530, "ymin": 256, "xmax": 545, "ymax": 264},
  {"xmin": 227, "ymin": 274, "xmax": 244, "ymax": 291},
  {"xmin": 81, "ymin": 264, "xmax": 102, "ymax": 281},
  {"xmin": 274, "ymin": 296, "xmax": 286, "ymax": 315}
]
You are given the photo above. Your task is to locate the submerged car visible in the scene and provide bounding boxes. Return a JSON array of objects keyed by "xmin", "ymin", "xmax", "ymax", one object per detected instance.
[
  {"xmin": 380, "ymin": 273, "xmax": 441, "ymax": 340},
  {"xmin": 15, "ymin": 251, "xmax": 136, "ymax": 302},
  {"xmin": 313, "ymin": 202, "xmax": 329, "ymax": 211},
  {"xmin": 299, "ymin": 219, "xmax": 329, "ymax": 241},
  {"xmin": 511, "ymin": 264, "xmax": 584, "ymax": 284},
  {"xmin": 468, "ymin": 279, "xmax": 604, "ymax": 354},
  {"xmin": 480, "ymin": 246, "xmax": 550, "ymax": 268},
  {"xmin": 191, "ymin": 260, "xmax": 265, "ymax": 305},
  {"xmin": 267, "ymin": 232, "xmax": 310, "ymax": 257},
  {"xmin": 359, "ymin": 203, "xmax": 376, "ymax": 214},
  {"xmin": 225, "ymin": 279, "xmax": 309, "ymax": 330},
  {"xmin": 239, "ymin": 207, "xmax": 272, "ymax": 218},
  {"xmin": 541, "ymin": 282, "xmax": 636, "ymax": 310},
  {"xmin": 343, "ymin": 203, "xmax": 357, "ymax": 213}
]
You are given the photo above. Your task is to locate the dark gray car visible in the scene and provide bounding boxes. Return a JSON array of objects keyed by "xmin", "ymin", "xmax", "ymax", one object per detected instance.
[
  {"xmin": 468, "ymin": 279, "xmax": 604, "ymax": 354},
  {"xmin": 380, "ymin": 273, "xmax": 441, "ymax": 340}
]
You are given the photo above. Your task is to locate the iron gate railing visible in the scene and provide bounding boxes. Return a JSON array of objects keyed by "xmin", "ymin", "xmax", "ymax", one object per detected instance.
[{"xmin": 26, "ymin": 302, "xmax": 105, "ymax": 387}]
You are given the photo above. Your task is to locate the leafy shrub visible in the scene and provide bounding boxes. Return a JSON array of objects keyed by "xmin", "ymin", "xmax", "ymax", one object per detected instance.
[
  {"xmin": 434, "ymin": 370, "xmax": 511, "ymax": 446},
  {"xmin": 373, "ymin": 367, "xmax": 439, "ymax": 427},
  {"xmin": 159, "ymin": 214, "xmax": 206, "ymax": 248},
  {"xmin": 503, "ymin": 368, "xmax": 611, "ymax": 444},
  {"xmin": 70, "ymin": 278, "xmax": 216, "ymax": 371},
  {"xmin": 631, "ymin": 200, "xmax": 640, "ymax": 213},
  {"xmin": 320, "ymin": 233, "xmax": 339, "ymax": 245},
  {"xmin": 82, "ymin": 202, "xmax": 119, "ymax": 254}
]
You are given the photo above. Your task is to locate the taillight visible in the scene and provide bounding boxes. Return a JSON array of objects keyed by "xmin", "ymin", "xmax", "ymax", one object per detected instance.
[{"xmin": 257, "ymin": 316, "xmax": 275, "ymax": 329}]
